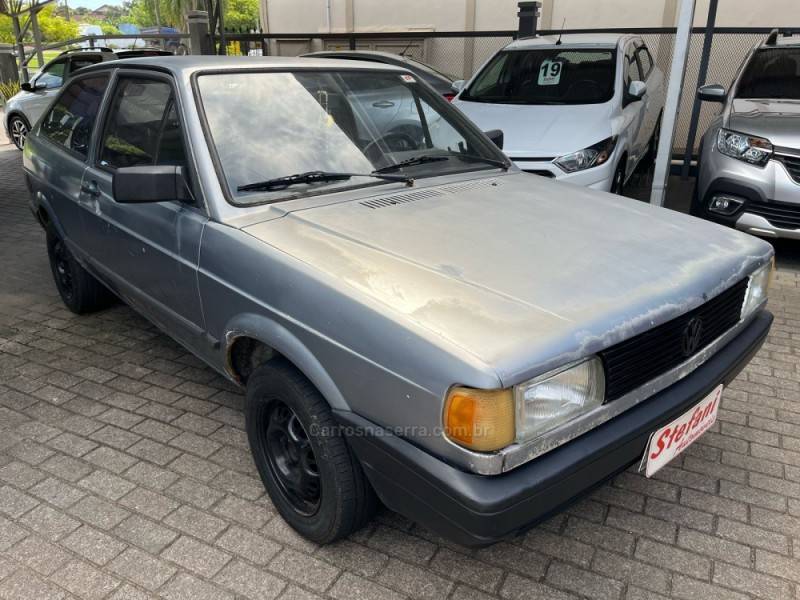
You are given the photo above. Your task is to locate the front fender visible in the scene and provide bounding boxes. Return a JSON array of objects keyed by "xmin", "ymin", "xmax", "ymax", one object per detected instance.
[{"xmin": 222, "ymin": 312, "xmax": 350, "ymax": 411}]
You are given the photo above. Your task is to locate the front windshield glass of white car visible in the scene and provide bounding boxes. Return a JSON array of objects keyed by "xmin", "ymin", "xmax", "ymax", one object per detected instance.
[
  {"xmin": 461, "ymin": 49, "xmax": 616, "ymax": 105},
  {"xmin": 196, "ymin": 70, "xmax": 506, "ymax": 204},
  {"xmin": 738, "ymin": 48, "xmax": 800, "ymax": 100}
]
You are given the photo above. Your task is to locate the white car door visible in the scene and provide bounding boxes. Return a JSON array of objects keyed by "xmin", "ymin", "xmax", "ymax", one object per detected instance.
[
  {"xmin": 621, "ymin": 42, "xmax": 647, "ymax": 175},
  {"xmin": 636, "ymin": 43, "xmax": 664, "ymax": 144}
]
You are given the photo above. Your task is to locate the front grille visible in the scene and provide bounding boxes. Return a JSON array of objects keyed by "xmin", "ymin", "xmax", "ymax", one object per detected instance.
[
  {"xmin": 599, "ymin": 279, "xmax": 748, "ymax": 402},
  {"xmin": 775, "ymin": 152, "xmax": 800, "ymax": 184},
  {"xmin": 746, "ymin": 199, "xmax": 800, "ymax": 230},
  {"xmin": 523, "ymin": 170, "xmax": 556, "ymax": 178}
]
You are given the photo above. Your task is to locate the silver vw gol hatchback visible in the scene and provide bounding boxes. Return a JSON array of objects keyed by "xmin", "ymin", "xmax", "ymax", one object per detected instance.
[{"xmin": 24, "ymin": 56, "xmax": 773, "ymax": 546}]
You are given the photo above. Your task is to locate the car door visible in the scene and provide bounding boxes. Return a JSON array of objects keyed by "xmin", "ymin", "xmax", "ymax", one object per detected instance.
[
  {"xmin": 32, "ymin": 72, "xmax": 110, "ymax": 256},
  {"xmin": 621, "ymin": 42, "xmax": 647, "ymax": 175},
  {"xmin": 22, "ymin": 58, "xmax": 68, "ymax": 125},
  {"xmin": 81, "ymin": 71, "xmax": 207, "ymax": 343},
  {"xmin": 635, "ymin": 43, "xmax": 664, "ymax": 143}
]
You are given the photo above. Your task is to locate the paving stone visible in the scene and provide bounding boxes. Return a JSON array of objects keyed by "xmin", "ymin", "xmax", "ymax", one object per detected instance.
[
  {"xmin": 113, "ymin": 514, "xmax": 178, "ymax": 554},
  {"xmin": 163, "ymin": 505, "xmax": 227, "ymax": 542},
  {"xmin": 215, "ymin": 524, "xmax": 281, "ymax": 565},
  {"xmin": 11, "ymin": 534, "xmax": 72, "ymax": 575},
  {"xmin": 108, "ymin": 547, "xmax": 177, "ymax": 591},
  {"xmin": 269, "ymin": 548, "xmax": 340, "ymax": 592},
  {"xmin": 19, "ymin": 503, "xmax": 80, "ymax": 541},
  {"xmin": 68, "ymin": 495, "xmax": 130, "ymax": 530},
  {"xmin": 79, "ymin": 469, "xmax": 136, "ymax": 501},
  {"xmin": 53, "ymin": 559, "xmax": 120, "ymax": 600},
  {"xmin": 160, "ymin": 534, "xmax": 231, "ymax": 578},
  {"xmin": 28, "ymin": 476, "xmax": 86, "ymax": 508},
  {"xmin": 159, "ymin": 572, "xmax": 234, "ymax": 600},
  {"xmin": 0, "ymin": 485, "xmax": 39, "ymax": 518},
  {"xmin": 119, "ymin": 487, "xmax": 179, "ymax": 520},
  {"xmin": 0, "ymin": 568, "xmax": 66, "ymax": 600},
  {"xmin": 61, "ymin": 525, "xmax": 128, "ymax": 565}
]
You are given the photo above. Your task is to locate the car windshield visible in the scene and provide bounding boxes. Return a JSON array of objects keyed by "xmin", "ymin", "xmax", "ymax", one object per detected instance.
[
  {"xmin": 196, "ymin": 70, "xmax": 505, "ymax": 204},
  {"xmin": 737, "ymin": 47, "xmax": 800, "ymax": 100},
  {"xmin": 461, "ymin": 48, "xmax": 616, "ymax": 105}
]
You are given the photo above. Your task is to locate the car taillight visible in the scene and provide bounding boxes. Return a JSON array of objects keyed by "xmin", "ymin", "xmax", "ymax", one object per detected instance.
[{"xmin": 443, "ymin": 93, "xmax": 456, "ymax": 102}]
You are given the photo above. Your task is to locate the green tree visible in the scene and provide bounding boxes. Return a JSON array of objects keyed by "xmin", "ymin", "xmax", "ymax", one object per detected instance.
[
  {"xmin": 36, "ymin": 3, "xmax": 79, "ymax": 42},
  {"xmin": 0, "ymin": 13, "xmax": 14, "ymax": 43},
  {"xmin": 223, "ymin": 0, "xmax": 257, "ymax": 31}
]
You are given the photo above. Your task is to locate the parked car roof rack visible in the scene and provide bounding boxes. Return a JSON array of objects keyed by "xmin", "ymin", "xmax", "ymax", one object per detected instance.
[
  {"xmin": 58, "ymin": 47, "xmax": 114, "ymax": 56},
  {"xmin": 765, "ymin": 29, "xmax": 779, "ymax": 46}
]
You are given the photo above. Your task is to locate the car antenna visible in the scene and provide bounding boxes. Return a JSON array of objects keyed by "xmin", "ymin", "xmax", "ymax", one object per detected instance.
[
  {"xmin": 555, "ymin": 18, "xmax": 566, "ymax": 45},
  {"xmin": 399, "ymin": 40, "xmax": 414, "ymax": 57}
]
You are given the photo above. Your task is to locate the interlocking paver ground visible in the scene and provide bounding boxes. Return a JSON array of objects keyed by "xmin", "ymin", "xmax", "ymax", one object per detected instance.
[{"xmin": 1, "ymin": 143, "xmax": 800, "ymax": 599}]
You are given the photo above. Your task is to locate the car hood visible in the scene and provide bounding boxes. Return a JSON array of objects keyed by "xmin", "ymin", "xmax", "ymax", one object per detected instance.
[
  {"xmin": 452, "ymin": 99, "xmax": 615, "ymax": 158},
  {"xmin": 728, "ymin": 98, "xmax": 800, "ymax": 148},
  {"xmin": 243, "ymin": 173, "xmax": 772, "ymax": 386}
]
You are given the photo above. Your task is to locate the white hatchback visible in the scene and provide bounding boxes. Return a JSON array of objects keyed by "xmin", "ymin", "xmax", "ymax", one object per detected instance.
[{"xmin": 452, "ymin": 34, "xmax": 665, "ymax": 194}]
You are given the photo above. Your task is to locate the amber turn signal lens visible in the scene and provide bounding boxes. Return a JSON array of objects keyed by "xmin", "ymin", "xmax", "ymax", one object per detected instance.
[{"xmin": 444, "ymin": 387, "xmax": 515, "ymax": 452}]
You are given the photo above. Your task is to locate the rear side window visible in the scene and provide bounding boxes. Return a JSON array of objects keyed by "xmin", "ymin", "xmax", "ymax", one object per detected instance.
[
  {"xmin": 69, "ymin": 56, "xmax": 103, "ymax": 74},
  {"xmin": 738, "ymin": 48, "xmax": 800, "ymax": 99},
  {"xmin": 99, "ymin": 77, "xmax": 186, "ymax": 169},
  {"xmin": 40, "ymin": 74, "xmax": 109, "ymax": 158}
]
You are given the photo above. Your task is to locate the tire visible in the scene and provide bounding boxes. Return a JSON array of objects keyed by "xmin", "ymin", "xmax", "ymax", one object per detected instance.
[
  {"xmin": 46, "ymin": 229, "xmax": 114, "ymax": 314},
  {"xmin": 176, "ymin": 44, "xmax": 189, "ymax": 56},
  {"xmin": 8, "ymin": 114, "xmax": 29, "ymax": 151},
  {"xmin": 245, "ymin": 359, "xmax": 377, "ymax": 544},
  {"xmin": 610, "ymin": 159, "xmax": 627, "ymax": 195}
]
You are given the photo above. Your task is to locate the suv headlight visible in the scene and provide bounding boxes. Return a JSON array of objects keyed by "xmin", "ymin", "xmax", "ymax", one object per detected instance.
[
  {"xmin": 742, "ymin": 259, "xmax": 773, "ymax": 319},
  {"xmin": 444, "ymin": 358, "xmax": 605, "ymax": 452},
  {"xmin": 554, "ymin": 137, "xmax": 617, "ymax": 173},
  {"xmin": 717, "ymin": 129, "xmax": 773, "ymax": 166}
]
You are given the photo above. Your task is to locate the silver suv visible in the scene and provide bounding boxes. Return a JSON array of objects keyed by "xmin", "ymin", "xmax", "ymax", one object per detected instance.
[
  {"xmin": 694, "ymin": 30, "xmax": 800, "ymax": 240},
  {"xmin": 4, "ymin": 47, "xmax": 170, "ymax": 150}
]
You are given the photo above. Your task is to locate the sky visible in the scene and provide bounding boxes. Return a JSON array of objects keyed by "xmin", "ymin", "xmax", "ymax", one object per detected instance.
[{"xmin": 70, "ymin": 0, "xmax": 123, "ymax": 10}]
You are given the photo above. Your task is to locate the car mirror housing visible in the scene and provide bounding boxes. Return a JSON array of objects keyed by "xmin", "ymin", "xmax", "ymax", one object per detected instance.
[
  {"xmin": 20, "ymin": 82, "xmax": 33, "ymax": 92},
  {"xmin": 628, "ymin": 80, "xmax": 647, "ymax": 101},
  {"xmin": 484, "ymin": 129, "xmax": 504, "ymax": 150},
  {"xmin": 697, "ymin": 83, "xmax": 727, "ymax": 103},
  {"xmin": 113, "ymin": 165, "xmax": 191, "ymax": 204},
  {"xmin": 451, "ymin": 79, "xmax": 466, "ymax": 93}
]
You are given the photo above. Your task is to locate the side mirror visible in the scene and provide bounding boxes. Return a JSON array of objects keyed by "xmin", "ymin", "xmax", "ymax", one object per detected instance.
[
  {"xmin": 484, "ymin": 129, "xmax": 504, "ymax": 149},
  {"xmin": 113, "ymin": 165, "xmax": 190, "ymax": 204},
  {"xmin": 20, "ymin": 82, "xmax": 33, "ymax": 92},
  {"xmin": 451, "ymin": 79, "xmax": 466, "ymax": 93},
  {"xmin": 628, "ymin": 80, "xmax": 647, "ymax": 101},
  {"xmin": 697, "ymin": 83, "xmax": 727, "ymax": 103}
]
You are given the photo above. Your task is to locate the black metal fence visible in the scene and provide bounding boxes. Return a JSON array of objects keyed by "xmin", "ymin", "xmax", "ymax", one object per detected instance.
[{"xmin": 220, "ymin": 27, "xmax": 787, "ymax": 160}]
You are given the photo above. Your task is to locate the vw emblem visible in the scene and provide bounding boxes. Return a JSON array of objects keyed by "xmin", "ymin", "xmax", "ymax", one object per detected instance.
[{"xmin": 682, "ymin": 317, "xmax": 704, "ymax": 357}]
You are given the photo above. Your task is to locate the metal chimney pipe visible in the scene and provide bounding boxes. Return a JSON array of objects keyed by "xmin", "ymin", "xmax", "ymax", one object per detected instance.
[{"xmin": 517, "ymin": 1, "xmax": 541, "ymax": 38}]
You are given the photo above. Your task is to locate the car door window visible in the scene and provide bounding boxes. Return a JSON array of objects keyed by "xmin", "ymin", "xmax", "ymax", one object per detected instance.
[
  {"xmin": 637, "ymin": 46, "xmax": 653, "ymax": 79},
  {"xmin": 40, "ymin": 74, "xmax": 109, "ymax": 158},
  {"xmin": 99, "ymin": 77, "xmax": 186, "ymax": 169},
  {"xmin": 625, "ymin": 47, "xmax": 642, "ymax": 85},
  {"xmin": 36, "ymin": 60, "xmax": 67, "ymax": 89}
]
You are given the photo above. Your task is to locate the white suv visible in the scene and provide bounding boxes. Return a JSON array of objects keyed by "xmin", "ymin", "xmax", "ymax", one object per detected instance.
[{"xmin": 452, "ymin": 34, "xmax": 665, "ymax": 194}]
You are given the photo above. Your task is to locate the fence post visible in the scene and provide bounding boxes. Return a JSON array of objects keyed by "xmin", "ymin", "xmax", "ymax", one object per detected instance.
[
  {"xmin": 681, "ymin": 0, "xmax": 718, "ymax": 179},
  {"xmin": 517, "ymin": 1, "xmax": 541, "ymax": 38},
  {"xmin": 187, "ymin": 10, "xmax": 212, "ymax": 55}
]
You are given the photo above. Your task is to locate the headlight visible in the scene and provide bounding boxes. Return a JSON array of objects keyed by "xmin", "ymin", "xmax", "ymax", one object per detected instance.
[
  {"xmin": 554, "ymin": 137, "xmax": 617, "ymax": 173},
  {"xmin": 717, "ymin": 129, "xmax": 773, "ymax": 166},
  {"xmin": 742, "ymin": 259, "xmax": 774, "ymax": 318},
  {"xmin": 444, "ymin": 358, "xmax": 606, "ymax": 453},
  {"xmin": 515, "ymin": 358, "xmax": 605, "ymax": 442}
]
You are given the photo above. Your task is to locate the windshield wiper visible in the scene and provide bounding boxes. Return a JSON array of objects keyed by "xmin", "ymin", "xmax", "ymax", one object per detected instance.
[
  {"xmin": 375, "ymin": 153, "xmax": 509, "ymax": 173},
  {"xmin": 237, "ymin": 170, "xmax": 412, "ymax": 192},
  {"xmin": 373, "ymin": 154, "xmax": 450, "ymax": 173}
]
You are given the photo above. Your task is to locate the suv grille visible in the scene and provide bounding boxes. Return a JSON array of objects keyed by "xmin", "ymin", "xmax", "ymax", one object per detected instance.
[
  {"xmin": 599, "ymin": 279, "xmax": 748, "ymax": 402},
  {"xmin": 775, "ymin": 153, "xmax": 800, "ymax": 184},
  {"xmin": 746, "ymin": 199, "xmax": 800, "ymax": 230}
]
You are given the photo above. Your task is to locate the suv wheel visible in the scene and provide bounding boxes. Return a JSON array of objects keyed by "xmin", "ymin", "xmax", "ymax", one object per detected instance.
[
  {"xmin": 245, "ymin": 359, "xmax": 377, "ymax": 544},
  {"xmin": 46, "ymin": 229, "xmax": 114, "ymax": 314},
  {"xmin": 9, "ymin": 115, "xmax": 29, "ymax": 151}
]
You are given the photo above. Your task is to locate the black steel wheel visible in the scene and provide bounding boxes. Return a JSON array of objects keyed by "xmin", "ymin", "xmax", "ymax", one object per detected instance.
[
  {"xmin": 264, "ymin": 400, "xmax": 321, "ymax": 516},
  {"xmin": 46, "ymin": 229, "xmax": 115, "ymax": 314},
  {"xmin": 245, "ymin": 359, "xmax": 377, "ymax": 544}
]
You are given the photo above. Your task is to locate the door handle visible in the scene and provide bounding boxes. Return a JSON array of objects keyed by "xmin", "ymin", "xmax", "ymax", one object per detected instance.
[
  {"xmin": 372, "ymin": 100, "xmax": 395, "ymax": 108},
  {"xmin": 81, "ymin": 180, "xmax": 100, "ymax": 197}
]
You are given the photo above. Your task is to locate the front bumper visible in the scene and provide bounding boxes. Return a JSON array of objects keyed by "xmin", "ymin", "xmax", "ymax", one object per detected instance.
[{"xmin": 337, "ymin": 310, "xmax": 772, "ymax": 546}]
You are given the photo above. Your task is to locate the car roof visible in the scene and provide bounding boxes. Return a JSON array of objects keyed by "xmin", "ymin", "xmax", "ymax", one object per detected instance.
[
  {"xmin": 763, "ymin": 37, "xmax": 800, "ymax": 48},
  {"xmin": 81, "ymin": 55, "xmax": 409, "ymax": 76},
  {"xmin": 505, "ymin": 33, "xmax": 635, "ymax": 51},
  {"xmin": 303, "ymin": 50, "xmax": 408, "ymax": 61}
]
